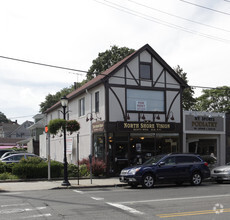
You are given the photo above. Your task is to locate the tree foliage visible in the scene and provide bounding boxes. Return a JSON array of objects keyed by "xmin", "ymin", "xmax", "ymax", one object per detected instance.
[
  {"xmin": 194, "ymin": 86, "xmax": 230, "ymax": 113},
  {"xmin": 173, "ymin": 65, "xmax": 196, "ymax": 110},
  {"xmin": 87, "ymin": 45, "xmax": 135, "ymax": 79},
  {"xmin": 0, "ymin": 112, "xmax": 11, "ymax": 123},
  {"xmin": 39, "ymin": 86, "xmax": 75, "ymax": 113}
]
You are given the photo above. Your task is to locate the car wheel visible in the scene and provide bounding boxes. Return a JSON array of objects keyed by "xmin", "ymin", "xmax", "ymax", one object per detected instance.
[
  {"xmin": 142, "ymin": 174, "xmax": 154, "ymax": 188},
  {"xmin": 191, "ymin": 172, "xmax": 202, "ymax": 186}
]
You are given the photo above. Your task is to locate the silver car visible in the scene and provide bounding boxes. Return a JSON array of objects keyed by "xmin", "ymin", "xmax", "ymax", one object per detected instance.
[
  {"xmin": 211, "ymin": 163, "xmax": 230, "ymax": 183},
  {"xmin": 0, "ymin": 153, "xmax": 39, "ymax": 163}
]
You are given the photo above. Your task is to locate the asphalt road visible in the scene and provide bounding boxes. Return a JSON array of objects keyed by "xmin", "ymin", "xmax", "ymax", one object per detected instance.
[{"xmin": 0, "ymin": 181, "xmax": 230, "ymax": 219}]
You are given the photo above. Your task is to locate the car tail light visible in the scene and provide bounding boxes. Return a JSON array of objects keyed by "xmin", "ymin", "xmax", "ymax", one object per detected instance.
[{"xmin": 204, "ymin": 162, "xmax": 208, "ymax": 166}]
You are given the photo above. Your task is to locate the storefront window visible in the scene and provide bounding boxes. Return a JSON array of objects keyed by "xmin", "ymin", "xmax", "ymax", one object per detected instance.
[
  {"xmin": 130, "ymin": 133, "xmax": 179, "ymax": 164},
  {"xmin": 188, "ymin": 139, "xmax": 217, "ymax": 157},
  {"xmin": 93, "ymin": 134, "xmax": 104, "ymax": 159}
]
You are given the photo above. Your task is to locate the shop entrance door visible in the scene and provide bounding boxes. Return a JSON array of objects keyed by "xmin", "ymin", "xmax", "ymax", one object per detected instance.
[{"xmin": 114, "ymin": 142, "xmax": 129, "ymax": 175}]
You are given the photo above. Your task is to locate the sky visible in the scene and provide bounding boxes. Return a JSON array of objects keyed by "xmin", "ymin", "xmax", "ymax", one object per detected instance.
[{"xmin": 0, "ymin": 0, "xmax": 230, "ymax": 124}]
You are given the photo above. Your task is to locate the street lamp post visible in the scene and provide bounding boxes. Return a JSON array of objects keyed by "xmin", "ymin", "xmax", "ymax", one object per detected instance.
[{"xmin": 61, "ymin": 96, "xmax": 70, "ymax": 186}]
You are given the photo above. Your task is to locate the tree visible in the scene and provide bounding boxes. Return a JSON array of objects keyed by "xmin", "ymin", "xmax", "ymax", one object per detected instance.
[
  {"xmin": 87, "ymin": 45, "xmax": 135, "ymax": 79},
  {"xmin": 194, "ymin": 86, "xmax": 230, "ymax": 113},
  {"xmin": 0, "ymin": 112, "xmax": 11, "ymax": 123},
  {"xmin": 39, "ymin": 86, "xmax": 75, "ymax": 113},
  {"xmin": 173, "ymin": 65, "xmax": 196, "ymax": 110}
]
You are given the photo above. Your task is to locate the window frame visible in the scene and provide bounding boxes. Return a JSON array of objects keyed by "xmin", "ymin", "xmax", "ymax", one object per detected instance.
[
  {"xmin": 126, "ymin": 89, "xmax": 165, "ymax": 113},
  {"xmin": 79, "ymin": 97, "xmax": 85, "ymax": 117},
  {"xmin": 95, "ymin": 91, "xmax": 99, "ymax": 113},
  {"xmin": 140, "ymin": 62, "xmax": 152, "ymax": 80}
]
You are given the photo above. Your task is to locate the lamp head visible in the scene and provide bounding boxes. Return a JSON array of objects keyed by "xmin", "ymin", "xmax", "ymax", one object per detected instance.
[{"xmin": 61, "ymin": 96, "xmax": 68, "ymax": 107}]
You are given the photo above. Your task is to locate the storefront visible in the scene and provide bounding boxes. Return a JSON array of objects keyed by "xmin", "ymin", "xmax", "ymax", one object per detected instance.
[
  {"xmin": 92, "ymin": 121, "xmax": 182, "ymax": 175},
  {"xmin": 183, "ymin": 111, "xmax": 226, "ymax": 166}
]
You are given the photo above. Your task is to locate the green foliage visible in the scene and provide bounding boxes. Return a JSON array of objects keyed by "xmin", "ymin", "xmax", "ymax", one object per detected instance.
[
  {"xmin": 68, "ymin": 164, "xmax": 78, "ymax": 177},
  {"xmin": 11, "ymin": 159, "xmax": 63, "ymax": 179},
  {"xmin": 12, "ymin": 148, "xmax": 27, "ymax": 152},
  {"xmin": 87, "ymin": 45, "xmax": 135, "ymax": 79},
  {"xmin": 48, "ymin": 119, "xmax": 66, "ymax": 135},
  {"xmin": 48, "ymin": 119, "xmax": 80, "ymax": 135},
  {"xmin": 50, "ymin": 160, "xmax": 63, "ymax": 178},
  {"xmin": 79, "ymin": 164, "xmax": 89, "ymax": 177},
  {"xmin": 194, "ymin": 86, "xmax": 230, "ymax": 113},
  {"xmin": 0, "ymin": 172, "xmax": 18, "ymax": 180},
  {"xmin": 174, "ymin": 65, "xmax": 196, "ymax": 110},
  {"xmin": 39, "ymin": 86, "xmax": 75, "ymax": 113},
  {"xmin": 0, "ymin": 111, "xmax": 11, "ymax": 123},
  {"xmin": 66, "ymin": 120, "xmax": 80, "ymax": 133},
  {"xmin": 0, "ymin": 162, "xmax": 6, "ymax": 173}
]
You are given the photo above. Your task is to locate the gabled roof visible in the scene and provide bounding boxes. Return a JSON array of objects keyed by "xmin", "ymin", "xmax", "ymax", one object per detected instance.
[{"xmin": 46, "ymin": 44, "xmax": 188, "ymax": 113}]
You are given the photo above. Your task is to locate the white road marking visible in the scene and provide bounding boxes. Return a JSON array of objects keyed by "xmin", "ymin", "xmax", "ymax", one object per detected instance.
[
  {"xmin": 91, "ymin": 197, "xmax": 104, "ymax": 200},
  {"xmin": 1, "ymin": 203, "xmax": 29, "ymax": 208},
  {"xmin": 0, "ymin": 192, "xmax": 22, "ymax": 195},
  {"xmin": 0, "ymin": 207, "xmax": 46, "ymax": 214},
  {"xmin": 21, "ymin": 213, "xmax": 51, "ymax": 218},
  {"xmin": 107, "ymin": 202, "xmax": 144, "ymax": 215},
  {"xmin": 73, "ymin": 190, "xmax": 84, "ymax": 194},
  {"xmin": 119, "ymin": 194, "xmax": 230, "ymax": 204}
]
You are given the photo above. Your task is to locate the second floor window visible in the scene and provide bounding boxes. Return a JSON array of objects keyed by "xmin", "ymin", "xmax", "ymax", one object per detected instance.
[
  {"xmin": 95, "ymin": 92, "xmax": 99, "ymax": 113},
  {"xmin": 79, "ymin": 98, "xmax": 85, "ymax": 116},
  {"xmin": 140, "ymin": 63, "xmax": 151, "ymax": 80}
]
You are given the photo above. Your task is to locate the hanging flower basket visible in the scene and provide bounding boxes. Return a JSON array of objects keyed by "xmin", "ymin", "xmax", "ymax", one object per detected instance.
[
  {"xmin": 48, "ymin": 119, "xmax": 80, "ymax": 135},
  {"xmin": 48, "ymin": 119, "xmax": 66, "ymax": 135},
  {"xmin": 66, "ymin": 120, "xmax": 80, "ymax": 133}
]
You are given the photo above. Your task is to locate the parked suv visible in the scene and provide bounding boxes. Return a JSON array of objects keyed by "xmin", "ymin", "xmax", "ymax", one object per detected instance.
[
  {"xmin": 0, "ymin": 153, "xmax": 40, "ymax": 163},
  {"xmin": 119, "ymin": 153, "xmax": 210, "ymax": 188}
]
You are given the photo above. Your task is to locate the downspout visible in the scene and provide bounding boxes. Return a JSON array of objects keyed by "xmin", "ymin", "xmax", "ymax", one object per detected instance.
[{"xmin": 86, "ymin": 89, "xmax": 93, "ymax": 184}]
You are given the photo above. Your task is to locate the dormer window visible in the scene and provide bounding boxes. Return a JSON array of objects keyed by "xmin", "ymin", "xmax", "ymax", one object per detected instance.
[{"xmin": 140, "ymin": 62, "xmax": 151, "ymax": 80}]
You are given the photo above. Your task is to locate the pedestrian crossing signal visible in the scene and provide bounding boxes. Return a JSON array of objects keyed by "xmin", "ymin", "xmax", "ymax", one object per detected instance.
[{"xmin": 45, "ymin": 125, "xmax": 48, "ymax": 133}]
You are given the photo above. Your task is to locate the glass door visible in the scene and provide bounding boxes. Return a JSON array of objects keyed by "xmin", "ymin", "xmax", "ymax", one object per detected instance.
[{"xmin": 114, "ymin": 142, "xmax": 129, "ymax": 175}]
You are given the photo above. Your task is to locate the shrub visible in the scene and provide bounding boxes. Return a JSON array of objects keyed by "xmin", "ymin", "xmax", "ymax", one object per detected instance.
[
  {"xmin": 79, "ymin": 157, "xmax": 106, "ymax": 176},
  {"xmin": 5, "ymin": 163, "xmax": 15, "ymax": 173},
  {"xmin": 0, "ymin": 172, "xmax": 18, "ymax": 180},
  {"xmin": 68, "ymin": 164, "xmax": 78, "ymax": 177},
  {"xmin": 79, "ymin": 164, "xmax": 89, "ymax": 177},
  {"xmin": 50, "ymin": 160, "xmax": 63, "ymax": 178},
  {"xmin": 0, "ymin": 162, "xmax": 6, "ymax": 173}
]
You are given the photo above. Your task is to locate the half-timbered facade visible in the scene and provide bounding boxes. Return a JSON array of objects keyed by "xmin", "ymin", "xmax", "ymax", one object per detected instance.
[{"xmin": 43, "ymin": 44, "xmax": 187, "ymax": 175}]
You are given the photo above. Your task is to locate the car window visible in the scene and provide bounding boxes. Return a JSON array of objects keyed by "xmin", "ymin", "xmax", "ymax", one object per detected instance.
[
  {"xmin": 176, "ymin": 156, "xmax": 201, "ymax": 164},
  {"xmin": 12, "ymin": 155, "xmax": 24, "ymax": 161},
  {"xmin": 163, "ymin": 156, "xmax": 176, "ymax": 165},
  {"xmin": 143, "ymin": 155, "xmax": 165, "ymax": 165}
]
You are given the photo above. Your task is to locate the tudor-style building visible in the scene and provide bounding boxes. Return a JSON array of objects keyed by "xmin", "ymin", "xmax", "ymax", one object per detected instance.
[{"xmin": 42, "ymin": 44, "xmax": 187, "ymax": 175}]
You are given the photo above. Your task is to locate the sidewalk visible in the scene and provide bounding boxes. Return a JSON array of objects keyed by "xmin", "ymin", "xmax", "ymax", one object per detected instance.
[{"xmin": 0, "ymin": 178, "xmax": 127, "ymax": 192}]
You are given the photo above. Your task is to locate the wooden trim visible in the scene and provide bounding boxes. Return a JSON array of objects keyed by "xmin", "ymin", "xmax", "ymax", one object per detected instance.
[
  {"xmin": 109, "ymin": 87, "xmax": 126, "ymax": 120},
  {"xmin": 126, "ymin": 65, "xmax": 139, "ymax": 86}
]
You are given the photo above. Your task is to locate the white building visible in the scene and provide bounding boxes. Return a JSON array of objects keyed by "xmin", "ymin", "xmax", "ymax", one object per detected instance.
[
  {"xmin": 183, "ymin": 111, "xmax": 226, "ymax": 165},
  {"xmin": 41, "ymin": 44, "xmax": 188, "ymax": 175}
]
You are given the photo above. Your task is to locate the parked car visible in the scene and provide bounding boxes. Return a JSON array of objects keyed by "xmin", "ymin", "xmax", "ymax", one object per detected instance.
[
  {"xmin": 119, "ymin": 153, "xmax": 210, "ymax": 188},
  {"xmin": 0, "ymin": 149, "xmax": 14, "ymax": 158},
  {"xmin": 211, "ymin": 163, "xmax": 230, "ymax": 183},
  {"xmin": 0, "ymin": 151, "xmax": 26, "ymax": 159},
  {"xmin": 0, "ymin": 153, "xmax": 40, "ymax": 163}
]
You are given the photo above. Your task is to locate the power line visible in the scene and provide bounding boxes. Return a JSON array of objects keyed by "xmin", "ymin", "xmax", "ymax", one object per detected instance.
[
  {"xmin": 128, "ymin": 0, "xmax": 230, "ymax": 33},
  {"xmin": 0, "ymin": 55, "xmax": 86, "ymax": 75},
  {"xmin": 179, "ymin": 0, "xmax": 230, "ymax": 16},
  {"xmin": 95, "ymin": 0, "xmax": 230, "ymax": 44},
  {"xmin": 0, "ymin": 55, "xmax": 229, "ymax": 91}
]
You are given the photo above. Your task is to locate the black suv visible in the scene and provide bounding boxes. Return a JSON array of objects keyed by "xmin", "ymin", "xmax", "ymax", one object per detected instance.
[{"xmin": 119, "ymin": 153, "xmax": 210, "ymax": 188}]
